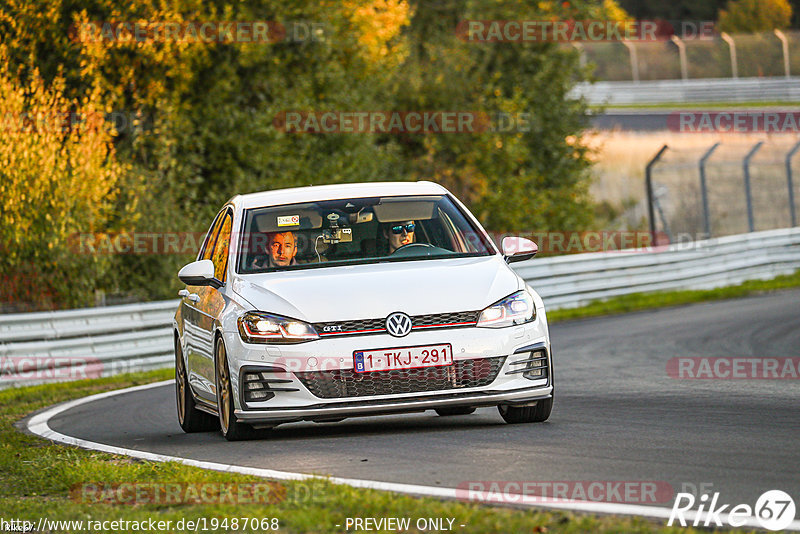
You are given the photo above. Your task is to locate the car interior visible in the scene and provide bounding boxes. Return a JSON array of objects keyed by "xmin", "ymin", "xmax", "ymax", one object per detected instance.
[{"xmin": 237, "ymin": 195, "xmax": 489, "ymax": 273}]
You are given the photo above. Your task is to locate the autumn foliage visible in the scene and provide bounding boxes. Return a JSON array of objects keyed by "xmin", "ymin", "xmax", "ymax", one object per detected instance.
[
  {"xmin": 0, "ymin": 0, "xmax": 624, "ymax": 309},
  {"xmin": 0, "ymin": 48, "xmax": 128, "ymax": 309}
]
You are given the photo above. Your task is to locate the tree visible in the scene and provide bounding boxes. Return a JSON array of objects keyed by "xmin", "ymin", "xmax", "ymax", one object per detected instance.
[
  {"xmin": 0, "ymin": 0, "xmax": 417, "ymax": 303},
  {"xmin": 718, "ymin": 0, "xmax": 792, "ymax": 32},
  {"xmin": 1, "ymin": 0, "xmax": 608, "ymax": 306},
  {"xmin": 617, "ymin": 0, "xmax": 728, "ymax": 23},
  {"xmin": 386, "ymin": 0, "xmax": 614, "ymax": 232},
  {"xmin": 0, "ymin": 49, "xmax": 127, "ymax": 309}
]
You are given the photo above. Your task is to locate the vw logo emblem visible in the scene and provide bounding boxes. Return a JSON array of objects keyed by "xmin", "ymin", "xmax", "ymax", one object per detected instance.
[{"xmin": 385, "ymin": 312, "xmax": 412, "ymax": 337}]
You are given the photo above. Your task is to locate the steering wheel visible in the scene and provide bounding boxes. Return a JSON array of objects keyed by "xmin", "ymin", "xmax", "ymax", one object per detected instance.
[{"xmin": 390, "ymin": 243, "xmax": 436, "ymax": 255}]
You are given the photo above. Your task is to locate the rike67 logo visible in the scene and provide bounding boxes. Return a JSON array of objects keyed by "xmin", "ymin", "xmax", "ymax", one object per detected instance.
[{"xmin": 668, "ymin": 490, "xmax": 796, "ymax": 531}]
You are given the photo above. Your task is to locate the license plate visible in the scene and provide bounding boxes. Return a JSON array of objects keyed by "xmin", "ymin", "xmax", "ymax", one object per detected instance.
[{"xmin": 353, "ymin": 344, "xmax": 453, "ymax": 373}]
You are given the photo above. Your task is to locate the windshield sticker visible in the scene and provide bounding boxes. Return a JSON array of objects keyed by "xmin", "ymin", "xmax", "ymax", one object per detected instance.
[{"xmin": 277, "ymin": 215, "xmax": 300, "ymax": 227}]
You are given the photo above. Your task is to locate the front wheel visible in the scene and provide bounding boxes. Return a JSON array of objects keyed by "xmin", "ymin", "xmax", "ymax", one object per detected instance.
[
  {"xmin": 175, "ymin": 341, "xmax": 218, "ymax": 433},
  {"xmin": 214, "ymin": 337, "xmax": 257, "ymax": 441},
  {"xmin": 498, "ymin": 396, "xmax": 553, "ymax": 424}
]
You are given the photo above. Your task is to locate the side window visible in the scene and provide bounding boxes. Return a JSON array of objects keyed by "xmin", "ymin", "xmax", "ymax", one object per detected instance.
[
  {"xmin": 211, "ymin": 211, "xmax": 233, "ymax": 282},
  {"xmin": 199, "ymin": 211, "xmax": 225, "ymax": 261}
]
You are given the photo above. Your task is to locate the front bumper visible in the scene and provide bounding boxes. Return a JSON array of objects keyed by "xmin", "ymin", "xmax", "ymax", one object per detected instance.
[
  {"xmin": 223, "ymin": 311, "xmax": 552, "ymax": 424},
  {"xmin": 235, "ymin": 385, "xmax": 552, "ymax": 423}
]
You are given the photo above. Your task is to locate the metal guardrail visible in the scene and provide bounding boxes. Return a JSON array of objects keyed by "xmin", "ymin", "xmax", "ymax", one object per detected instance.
[
  {"xmin": 1, "ymin": 301, "xmax": 176, "ymax": 388},
  {"xmin": 570, "ymin": 76, "xmax": 800, "ymax": 105},
  {"xmin": 2, "ymin": 227, "xmax": 799, "ymax": 388},
  {"xmin": 516, "ymin": 227, "xmax": 800, "ymax": 309}
]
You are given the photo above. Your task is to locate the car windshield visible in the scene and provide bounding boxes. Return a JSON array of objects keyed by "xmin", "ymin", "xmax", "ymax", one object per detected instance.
[{"xmin": 236, "ymin": 194, "xmax": 494, "ymax": 273}]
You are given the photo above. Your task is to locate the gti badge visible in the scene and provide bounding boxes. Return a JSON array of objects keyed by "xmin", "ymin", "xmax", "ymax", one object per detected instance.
[{"xmin": 385, "ymin": 312, "xmax": 412, "ymax": 337}]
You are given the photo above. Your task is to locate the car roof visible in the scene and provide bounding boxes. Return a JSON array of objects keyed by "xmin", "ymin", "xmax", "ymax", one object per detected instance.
[{"xmin": 231, "ymin": 181, "xmax": 450, "ymax": 210}]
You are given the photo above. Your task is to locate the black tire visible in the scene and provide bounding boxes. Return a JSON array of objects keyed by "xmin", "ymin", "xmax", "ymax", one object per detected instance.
[
  {"xmin": 175, "ymin": 340, "xmax": 219, "ymax": 433},
  {"xmin": 498, "ymin": 396, "xmax": 553, "ymax": 424},
  {"xmin": 435, "ymin": 406, "xmax": 476, "ymax": 416},
  {"xmin": 214, "ymin": 336, "xmax": 258, "ymax": 441}
]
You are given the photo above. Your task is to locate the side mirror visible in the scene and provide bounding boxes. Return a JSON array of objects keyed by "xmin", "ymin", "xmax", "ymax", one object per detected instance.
[
  {"xmin": 501, "ymin": 237, "xmax": 538, "ymax": 263},
  {"xmin": 178, "ymin": 259, "xmax": 220, "ymax": 288}
]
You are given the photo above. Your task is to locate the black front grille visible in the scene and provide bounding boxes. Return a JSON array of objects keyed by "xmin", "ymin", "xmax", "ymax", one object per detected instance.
[
  {"xmin": 412, "ymin": 311, "xmax": 478, "ymax": 327},
  {"xmin": 314, "ymin": 311, "xmax": 479, "ymax": 337},
  {"xmin": 295, "ymin": 356, "xmax": 506, "ymax": 399},
  {"xmin": 315, "ymin": 318, "xmax": 386, "ymax": 335}
]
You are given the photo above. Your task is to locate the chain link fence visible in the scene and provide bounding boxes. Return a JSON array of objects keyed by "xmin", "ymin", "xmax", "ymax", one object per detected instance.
[
  {"xmin": 576, "ymin": 31, "xmax": 800, "ymax": 81},
  {"xmin": 646, "ymin": 140, "xmax": 800, "ymax": 242}
]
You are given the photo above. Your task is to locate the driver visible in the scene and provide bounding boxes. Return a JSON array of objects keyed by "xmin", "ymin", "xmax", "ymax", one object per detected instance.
[
  {"xmin": 252, "ymin": 231, "xmax": 298, "ymax": 268},
  {"xmin": 384, "ymin": 220, "xmax": 415, "ymax": 253}
]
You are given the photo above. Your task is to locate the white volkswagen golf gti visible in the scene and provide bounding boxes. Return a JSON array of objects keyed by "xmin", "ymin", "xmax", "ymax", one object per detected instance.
[{"xmin": 174, "ymin": 181, "xmax": 553, "ymax": 440}]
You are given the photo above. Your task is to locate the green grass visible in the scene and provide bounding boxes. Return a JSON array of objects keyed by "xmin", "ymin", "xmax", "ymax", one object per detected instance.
[
  {"xmin": 548, "ymin": 270, "xmax": 800, "ymax": 323},
  {"xmin": 3, "ymin": 372, "xmax": 732, "ymax": 533}
]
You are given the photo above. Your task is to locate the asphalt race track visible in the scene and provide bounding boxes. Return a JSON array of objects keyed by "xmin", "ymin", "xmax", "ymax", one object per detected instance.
[{"xmin": 42, "ymin": 290, "xmax": 800, "ymax": 513}]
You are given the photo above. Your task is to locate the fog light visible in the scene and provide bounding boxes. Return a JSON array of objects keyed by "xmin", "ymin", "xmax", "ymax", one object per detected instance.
[
  {"xmin": 522, "ymin": 350, "xmax": 548, "ymax": 380},
  {"xmin": 240, "ymin": 367, "xmax": 297, "ymax": 405}
]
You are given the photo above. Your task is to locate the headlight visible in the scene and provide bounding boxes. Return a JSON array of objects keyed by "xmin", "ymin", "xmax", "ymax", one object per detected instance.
[
  {"xmin": 237, "ymin": 312, "xmax": 319, "ymax": 344},
  {"xmin": 477, "ymin": 290, "xmax": 535, "ymax": 328}
]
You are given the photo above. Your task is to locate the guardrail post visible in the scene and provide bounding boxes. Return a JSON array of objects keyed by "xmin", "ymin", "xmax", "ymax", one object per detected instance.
[
  {"xmin": 721, "ymin": 32, "xmax": 738, "ymax": 79},
  {"xmin": 786, "ymin": 140, "xmax": 800, "ymax": 227},
  {"xmin": 646, "ymin": 145, "xmax": 669, "ymax": 243},
  {"xmin": 571, "ymin": 42, "xmax": 586, "ymax": 68},
  {"xmin": 622, "ymin": 40, "xmax": 639, "ymax": 82},
  {"xmin": 671, "ymin": 36, "xmax": 688, "ymax": 81},
  {"xmin": 743, "ymin": 141, "xmax": 763, "ymax": 232},
  {"xmin": 774, "ymin": 30, "xmax": 791, "ymax": 78},
  {"xmin": 653, "ymin": 187, "xmax": 673, "ymax": 244},
  {"xmin": 698, "ymin": 142, "xmax": 721, "ymax": 238}
]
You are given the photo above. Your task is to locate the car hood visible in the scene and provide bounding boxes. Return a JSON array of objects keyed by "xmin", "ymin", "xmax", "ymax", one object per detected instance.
[{"xmin": 232, "ymin": 255, "xmax": 521, "ymax": 323}]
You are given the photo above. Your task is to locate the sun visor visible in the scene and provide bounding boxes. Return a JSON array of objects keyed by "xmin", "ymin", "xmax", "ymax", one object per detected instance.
[
  {"xmin": 253, "ymin": 210, "xmax": 323, "ymax": 232},
  {"xmin": 374, "ymin": 199, "xmax": 437, "ymax": 223}
]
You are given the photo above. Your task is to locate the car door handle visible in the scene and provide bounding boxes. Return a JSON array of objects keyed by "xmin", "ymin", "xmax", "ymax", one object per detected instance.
[
  {"xmin": 188, "ymin": 293, "xmax": 200, "ymax": 302},
  {"xmin": 178, "ymin": 289, "xmax": 190, "ymax": 298}
]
